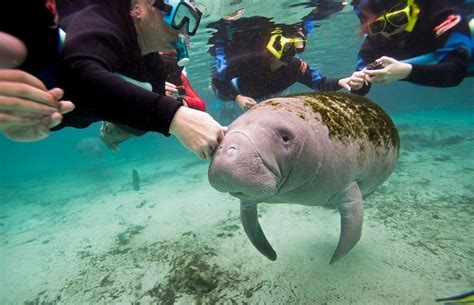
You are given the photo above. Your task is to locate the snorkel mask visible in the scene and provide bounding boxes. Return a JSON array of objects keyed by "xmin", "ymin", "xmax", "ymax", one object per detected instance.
[
  {"xmin": 368, "ymin": 0, "xmax": 420, "ymax": 35},
  {"xmin": 153, "ymin": 0, "xmax": 202, "ymax": 36},
  {"xmin": 265, "ymin": 28, "xmax": 307, "ymax": 64},
  {"xmin": 154, "ymin": 0, "xmax": 200, "ymax": 66}
]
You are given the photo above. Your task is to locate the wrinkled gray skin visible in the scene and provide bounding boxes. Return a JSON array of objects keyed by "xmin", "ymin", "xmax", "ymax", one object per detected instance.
[{"xmin": 208, "ymin": 92, "xmax": 399, "ymax": 264}]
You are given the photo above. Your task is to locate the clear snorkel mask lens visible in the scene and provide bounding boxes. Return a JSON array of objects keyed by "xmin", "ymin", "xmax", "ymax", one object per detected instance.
[
  {"xmin": 156, "ymin": 0, "xmax": 202, "ymax": 36},
  {"xmin": 172, "ymin": 2, "xmax": 202, "ymax": 35}
]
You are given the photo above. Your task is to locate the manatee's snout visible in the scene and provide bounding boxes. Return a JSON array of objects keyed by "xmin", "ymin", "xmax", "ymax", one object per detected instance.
[{"xmin": 209, "ymin": 132, "xmax": 278, "ymax": 200}]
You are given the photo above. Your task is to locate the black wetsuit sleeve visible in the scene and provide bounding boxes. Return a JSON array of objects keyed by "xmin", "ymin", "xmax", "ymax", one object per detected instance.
[
  {"xmin": 316, "ymin": 77, "xmax": 343, "ymax": 91},
  {"xmin": 405, "ymin": 50, "xmax": 469, "ymax": 86},
  {"xmin": 59, "ymin": 14, "xmax": 182, "ymax": 135},
  {"xmin": 295, "ymin": 59, "xmax": 342, "ymax": 92},
  {"xmin": 61, "ymin": 58, "xmax": 182, "ymax": 134},
  {"xmin": 351, "ymin": 82, "xmax": 372, "ymax": 96}
]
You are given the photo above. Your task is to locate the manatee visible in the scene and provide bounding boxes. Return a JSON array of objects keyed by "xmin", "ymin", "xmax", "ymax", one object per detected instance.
[
  {"xmin": 208, "ymin": 92, "xmax": 399, "ymax": 264},
  {"xmin": 75, "ymin": 137, "xmax": 105, "ymax": 159}
]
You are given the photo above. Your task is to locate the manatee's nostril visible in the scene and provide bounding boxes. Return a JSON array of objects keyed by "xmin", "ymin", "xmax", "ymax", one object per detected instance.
[{"xmin": 226, "ymin": 145, "xmax": 237, "ymax": 157}]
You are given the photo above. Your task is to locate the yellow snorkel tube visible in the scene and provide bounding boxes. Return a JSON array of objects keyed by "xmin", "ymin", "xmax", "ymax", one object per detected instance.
[{"xmin": 404, "ymin": 0, "xmax": 420, "ymax": 32}]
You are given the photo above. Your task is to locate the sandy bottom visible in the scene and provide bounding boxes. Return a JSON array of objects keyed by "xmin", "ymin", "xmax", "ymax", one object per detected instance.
[{"xmin": 1, "ymin": 111, "xmax": 473, "ymax": 304}]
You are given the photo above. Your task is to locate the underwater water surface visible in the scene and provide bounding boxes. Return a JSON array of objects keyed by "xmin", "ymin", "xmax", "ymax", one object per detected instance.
[{"xmin": 1, "ymin": 1, "xmax": 473, "ymax": 304}]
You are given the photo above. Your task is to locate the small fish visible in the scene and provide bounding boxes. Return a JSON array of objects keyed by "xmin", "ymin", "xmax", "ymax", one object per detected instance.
[
  {"xmin": 435, "ymin": 290, "xmax": 474, "ymax": 304},
  {"xmin": 132, "ymin": 169, "xmax": 140, "ymax": 191}
]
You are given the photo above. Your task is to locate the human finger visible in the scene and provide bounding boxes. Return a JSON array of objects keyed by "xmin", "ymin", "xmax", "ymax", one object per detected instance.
[
  {"xmin": 377, "ymin": 56, "xmax": 396, "ymax": 65},
  {"xmin": 363, "ymin": 68, "xmax": 386, "ymax": 77},
  {"xmin": 208, "ymin": 145, "xmax": 216, "ymax": 158},
  {"xmin": 165, "ymin": 82, "xmax": 177, "ymax": 91},
  {"xmin": 354, "ymin": 70, "xmax": 367, "ymax": 77},
  {"xmin": 0, "ymin": 69, "xmax": 47, "ymax": 90},
  {"xmin": 45, "ymin": 112, "xmax": 63, "ymax": 128},
  {"xmin": 0, "ymin": 112, "xmax": 42, "ymax": 129},
  {"xmin": 48, "ymin": 88, "xmax": 64, "ymax": 101},
  {"xmin": 351, "ymin": 76, "xmax": 366, "ymax": 86},
  {"xmin": 58, "ymin": 101, "xmax": 75, "ymax": 114},
  {"xmin": 0, "ymin": 95, "xmax": 57, "ymax": 114},
  {"xmin": 348, "ymin": 81, "xmax": 362, "ymax": 90},
  {"xmin": 369, "ymin": 75, "xmax": 385, "ymax": 83},
  {"xmin": 364, "ymin": 73, "xmax": 375, "ymax": 83},
  {"xmin": 349, "ymin": 80, "xmax": 364, "ymax": 88},
  {"xmin": 199, "ymin": 150, "xmax": 207, "ymax": 160},
  {"xmin": 245, "ymin": 99, "xmax": 257, "ymax": 109},
  {"xmin": 0, "ymin": 81, "xmax": 58, "ymax": 107},
  {"xmin": 351, "ymin": 75, "xmax": 365, "ymax": 82},
  {"xmin": 340, "ymin": 80, "xmax": 351, "ymax": 91},
  {"xmin": 203, "ymin": 147, "xmax": 213, "ymax": 160},
  {"xmin": 217, "ymin": 128, "xmax": 227, "ymax": 141},
  {"xmin": 0, "ymin": 32, "xmax": 28, "ymax": 68}
]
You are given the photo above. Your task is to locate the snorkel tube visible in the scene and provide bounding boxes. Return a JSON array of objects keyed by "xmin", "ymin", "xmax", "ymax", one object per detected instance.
[{"xmin": 175, "ymin": 34, "xmax": 190, "ymax": 66}]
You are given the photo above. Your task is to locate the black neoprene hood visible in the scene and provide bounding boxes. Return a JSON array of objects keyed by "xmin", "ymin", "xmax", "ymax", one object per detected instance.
[{"xmin": 369, "ymin": 0, "xmax": 407, "ymax": 13}]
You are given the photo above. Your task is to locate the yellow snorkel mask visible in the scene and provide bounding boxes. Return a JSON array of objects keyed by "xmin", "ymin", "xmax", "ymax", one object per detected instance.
[
  {"xmin": 266, "ymin": 28, "xmax": 307, "ymax": 63},
  {"xmin": 368, "ymin": 0, "xmax": 420, "ymax": 34}
]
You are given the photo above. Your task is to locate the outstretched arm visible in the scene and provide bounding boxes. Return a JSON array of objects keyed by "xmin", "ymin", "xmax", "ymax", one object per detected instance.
[
  {"xmin": 362, "ymin": 13, "xmax": 471, "ymax": 88},
  {"xmin": 296, "ymin": 59, "xmax": 343, "ymax": 92}
]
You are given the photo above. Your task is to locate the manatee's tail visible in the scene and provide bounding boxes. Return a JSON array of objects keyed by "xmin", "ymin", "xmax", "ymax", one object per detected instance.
[
  {"xmin": 240, "ymin": 201, "xmax": 277, "ymax": 261},
  {"xmin": 330, "ymin": 181, "xmax": 364, "ymax": 264}
]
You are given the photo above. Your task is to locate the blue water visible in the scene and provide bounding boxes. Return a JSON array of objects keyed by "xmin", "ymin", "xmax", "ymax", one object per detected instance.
[{"xmin": 1, "ymin": 1, "xmax": 473, "ymax": 304}]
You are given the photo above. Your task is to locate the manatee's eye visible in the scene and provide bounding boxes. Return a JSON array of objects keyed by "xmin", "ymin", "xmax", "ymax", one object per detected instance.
[
  {"xmin": 274, "ymin": 128, "xmax": 293, "ymax": 146},
  {"xmin": 279, "ymin": 131, "xmax": 293, "ymax": 145}
]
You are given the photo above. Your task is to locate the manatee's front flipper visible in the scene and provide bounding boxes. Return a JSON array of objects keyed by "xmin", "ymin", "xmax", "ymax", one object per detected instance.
[
  {"xmin": 329, "ymin": 181, "xmax": 364, "ymax": 264},
  {"xmin": 240, "ymin": 201, "xmax": 277, "ymax": 261}
]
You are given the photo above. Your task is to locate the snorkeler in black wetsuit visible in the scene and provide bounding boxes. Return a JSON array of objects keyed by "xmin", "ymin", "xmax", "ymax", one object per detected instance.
[
  {"xmin": 54, "ymin": 0, "xmax": 226, "ymax": 160},
  {"xmin": 345, "ymin": 0, "xmax": 473, "ymax": 95},
  {"xmin": 211, "ymin": 24, "xmax": 342, "ymax": 111}
]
